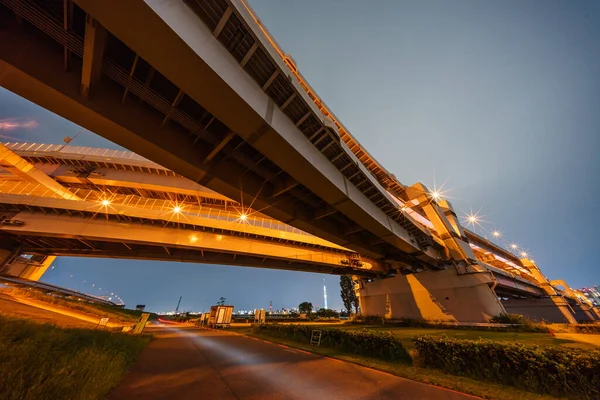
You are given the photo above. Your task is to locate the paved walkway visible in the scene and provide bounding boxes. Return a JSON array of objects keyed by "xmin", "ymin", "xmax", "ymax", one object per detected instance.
[{"xmin": 109, "ymin": 327, "xmax": 477, "ymax": 400}]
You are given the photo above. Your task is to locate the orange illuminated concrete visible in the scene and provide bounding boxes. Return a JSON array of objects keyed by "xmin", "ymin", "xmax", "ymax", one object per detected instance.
[{"xmin": 0, "ymin": 0, "xmax": 595, "ymax": 323}]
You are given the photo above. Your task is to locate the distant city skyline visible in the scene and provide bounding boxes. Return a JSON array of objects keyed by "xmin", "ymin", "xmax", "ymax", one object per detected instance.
[{"xmin": 1, "ymin": 0, "xmax": 599, "ymax": 312}]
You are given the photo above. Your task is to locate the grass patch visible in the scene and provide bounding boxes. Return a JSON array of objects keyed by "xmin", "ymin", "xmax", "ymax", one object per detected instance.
[
  {"xmin": 0, "ymin": 314, "xmax": 150, "ymax": 400},
  {"xmin": 2, "ymin": 287, "xmax": 156, "ymax": 323},
  {"xmin": 233, "ymin": 327, "xmax": 561, "ymax": 400}
]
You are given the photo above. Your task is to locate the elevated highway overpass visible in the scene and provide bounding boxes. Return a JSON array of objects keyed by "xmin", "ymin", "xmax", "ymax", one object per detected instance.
[
  {"xmin": 0, "ymin": 0, "xmax": 596, "ymax": 322},
  {"xmin": 1, "ymin": 143, "xmax": 596, "ymax": 323}
]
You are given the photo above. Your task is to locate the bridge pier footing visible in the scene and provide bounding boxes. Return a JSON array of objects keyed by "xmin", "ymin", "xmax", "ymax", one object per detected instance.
[
  {"xmin": 358, "ymin": 268, "xmax": 504, "ymax": 323},
  {"xmin": 501, "ymin": 296, "xmax": 577, "ymax": 324}
]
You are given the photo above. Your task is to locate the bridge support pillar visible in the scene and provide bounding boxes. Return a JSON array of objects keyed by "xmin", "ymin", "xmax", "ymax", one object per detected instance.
[
  {"xmin": 3, "ymin": 255, "xmax": 56, "ymax": 281},
  {"xmin": 358, "ymin": 268, "xmax": 504, "ymax": 323},
  {"xmin": 501, "ymin": 296, "xmax": 577, "ymax": 324},
  {"xmin": 0, "ymin": 241, "xmax": 22, "ymax": 274},
  {"xmin": 571, "ymin": 303, "xmax": 599, "ymax": 322}
]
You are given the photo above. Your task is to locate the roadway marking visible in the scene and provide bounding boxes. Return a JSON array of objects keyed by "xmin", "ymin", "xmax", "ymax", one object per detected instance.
[{"xmin": 284, "ymin": 349, "xmax": 298, "ymax": 354}]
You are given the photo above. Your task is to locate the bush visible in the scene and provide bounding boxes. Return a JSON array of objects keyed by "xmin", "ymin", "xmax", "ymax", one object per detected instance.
[
  {"xmin": 489, "ymin": 313, "xmax": 526, "ymax": 324},
  {"xmin": 414, "ymin": 335, "xmax": 600, "ymax": 399},
  {"xmin": 255, "ymin": 324, "xmax": 411, "ymax": 364},
  {"xmin": 573, "ymin": 324, "xmax": 600, "ymax": 334}
]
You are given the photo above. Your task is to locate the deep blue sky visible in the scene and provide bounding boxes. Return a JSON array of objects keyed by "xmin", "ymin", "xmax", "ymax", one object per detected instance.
[{"xmin": 1, "ymin": 0, "xmax": 599, "ymax": 311}]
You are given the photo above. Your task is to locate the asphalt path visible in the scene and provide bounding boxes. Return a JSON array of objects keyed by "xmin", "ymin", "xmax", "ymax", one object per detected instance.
[{"xmin": 109, "ymin": 327, "xmax": 477, "ymax": 400}]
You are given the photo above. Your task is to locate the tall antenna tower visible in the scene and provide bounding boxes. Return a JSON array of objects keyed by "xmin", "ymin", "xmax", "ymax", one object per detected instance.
[{"xmin": 323, "ymin": 278, "xmax": 328, "ymax": 309}]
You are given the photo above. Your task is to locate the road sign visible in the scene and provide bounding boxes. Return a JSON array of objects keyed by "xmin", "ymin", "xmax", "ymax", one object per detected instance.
[
  {"xmin": 310, "ymin": 330, "xmax": 322, "ymax": 347},
  {"xmin": 132, "ymin": 313, "xmax": 150, "ymax": 334},
  {"xmin": 96, "ymin": 317, "xmax": 109, "ymax": 330}
]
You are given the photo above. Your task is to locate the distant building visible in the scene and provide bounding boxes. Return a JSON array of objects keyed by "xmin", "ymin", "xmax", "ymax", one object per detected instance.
[
  {"xmin": 578, "ymin": 286, "xmax": 600, "ymax": 306},
  {"xmin": 135, "ymin": 304, "xmax": 146, "ymax": 311}
]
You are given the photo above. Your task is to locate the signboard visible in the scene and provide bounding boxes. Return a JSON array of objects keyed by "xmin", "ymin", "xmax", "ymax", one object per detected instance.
[
  {"xmin": 254, "ymin": 309, "xmax": 266, "ymax": 324},
  {"xmin": 96, "ymin": 317, "xmax": 109, "ymax": 330},
  {"xmin": 132, "ymin": 313, "xmax": 150, "ymax": 334}
]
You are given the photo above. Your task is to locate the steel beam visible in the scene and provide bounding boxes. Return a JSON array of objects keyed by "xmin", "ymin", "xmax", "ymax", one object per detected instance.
[{"xmin": 81, "ymin": 14, "xmax": 107, "ymax": 97}]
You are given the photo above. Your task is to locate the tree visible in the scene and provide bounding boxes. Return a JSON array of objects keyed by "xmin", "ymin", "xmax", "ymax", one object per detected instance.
[
  {"xmin": 316, "ymin": 308, "xmax": 339, "ymax": 318},
  {"xmin": 298, "ymin": 301, "xmax": 313, "ymax": 314},
  {"xmin": 217, "ymin": 297, "xmax": 226, "ymax": 306},
  {"xmin": 340, "ymin": 276, "xmax": 358, "ymax": 314}
]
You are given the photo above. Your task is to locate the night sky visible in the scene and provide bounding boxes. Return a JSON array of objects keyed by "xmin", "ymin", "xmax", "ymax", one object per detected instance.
[{"xmin": 1, "ymin": 0, "xmax": 599, "ymax": 312}]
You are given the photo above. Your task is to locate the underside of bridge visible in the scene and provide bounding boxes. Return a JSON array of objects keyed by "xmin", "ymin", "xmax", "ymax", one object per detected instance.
[{"xmin": 0, "ymin": 0, "xmax": 596, "ymax": 323}]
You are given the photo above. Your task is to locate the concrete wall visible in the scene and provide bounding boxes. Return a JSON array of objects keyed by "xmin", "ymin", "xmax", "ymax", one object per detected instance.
[
  {"xmin": 501, "ymin": 297, "xmax": 577, "ymax": 324},
  {"xmin": 359, "ymin": 268, "xmax": 505, "ymax": 323}
]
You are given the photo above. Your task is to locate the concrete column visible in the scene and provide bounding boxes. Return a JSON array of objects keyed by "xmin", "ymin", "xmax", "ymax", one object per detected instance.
[
  {"xmin": 501, "ymin": 296, "xmax": 577, "ymax": 324},
  {"xmin": 359, "ymin": 268, "xmax": 505, "ymax": 323},
  {"xmin": 0, "ymin": 244, "xmax": 22, "ymax": 274},
  {"xmin": 3, "ymin": 255, "xmax": 55, "ymax": 281},
  {"xmin": 571, "ymin": 303, "xmax": 598, "ymax": 322}
]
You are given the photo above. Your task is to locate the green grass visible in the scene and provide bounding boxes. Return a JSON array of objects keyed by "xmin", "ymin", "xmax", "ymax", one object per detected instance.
[
  {"xmin": 0, "ymin": 314, "xmax": 150, "ymax": 400},
  {"xmin": 235, "ymin": 328, "xmax": 562, "ymax": 400}
]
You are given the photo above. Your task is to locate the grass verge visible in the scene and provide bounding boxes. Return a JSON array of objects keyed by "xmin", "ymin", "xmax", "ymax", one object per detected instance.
[
  {"xmin": 0, "ymin": 314, "xmax": 150, "ymax": 400},
  {"xmin": 2, "ymin": 287, "xmax": 156, "ymax": 323},
  {"xmin": 230, "ymin": 326, "xmax": 562, "ymax": 400}
]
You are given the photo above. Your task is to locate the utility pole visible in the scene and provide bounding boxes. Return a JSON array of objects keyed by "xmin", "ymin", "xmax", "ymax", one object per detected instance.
[{"xmin": 175, "ymin": 296, "xmax": 182, "ymax": 314}]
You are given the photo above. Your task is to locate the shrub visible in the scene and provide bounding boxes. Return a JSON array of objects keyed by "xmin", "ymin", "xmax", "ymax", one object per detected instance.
[
  {"xmin": 255, "ymin": 324, "xmax": 411, "ymax": 364},
  {"xmin": 489, "ymin": 313, "xmax": 526, "ymax": 324},
  {"xmin": 414, "ymin": 335, "xmax": 600, "ymax": 399},
  {"xmin": 573, "ymin": 324, "xmax": 600, "ymax": 334}
]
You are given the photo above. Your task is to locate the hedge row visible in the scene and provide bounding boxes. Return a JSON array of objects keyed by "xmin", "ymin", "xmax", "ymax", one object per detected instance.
[
  {"xmin": 353, "ymin": 315, "xmax": 548, "ymax": 333},
  {"xmin": 414, "ymin": 335, "xmax": 600, "ymax": 399},
  {"xmin": 573, "ymin": 324, "xmax": 600, "ymax": 334},
  {"xmin": 255, "ymin": 324, "xmax": 411, "ymax": 363}
]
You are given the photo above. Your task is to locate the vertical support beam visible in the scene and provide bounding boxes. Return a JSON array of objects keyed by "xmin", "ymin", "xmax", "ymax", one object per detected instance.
[
  {"xmin": 161, "ymin": 89, "xmax": 185, "ymax": 128},
  {"xmin": 121, "ymin": 54, "xmax": 139, "ymax": 103},
  {"xmin": 213, "ymin": 7, "xmax": 232, "ymax": 38},
  {"xmin": 63, "ymin": 0, "xmax": 74, "ymax": 71},
  {"xmin": 81, "ymin": 15, "xmax": 107, "ymax": 98},
  {"xmin": 139, "ymin": 66, "xmax": 155, "ymax": 104},
  {"xmin": 262, "ymin": 70, "xmax": 279, "ymax": 91},
  {"xmin": 0, "ymin": 245, "xmax": 22, "ymax": 274},
  {"xmin": 204, "ymin": 132, "xmax": 235, "ymax": 163},
  {"xmin": 240, "ymin": 43, "xmax": 258, "ymax": 67}
]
